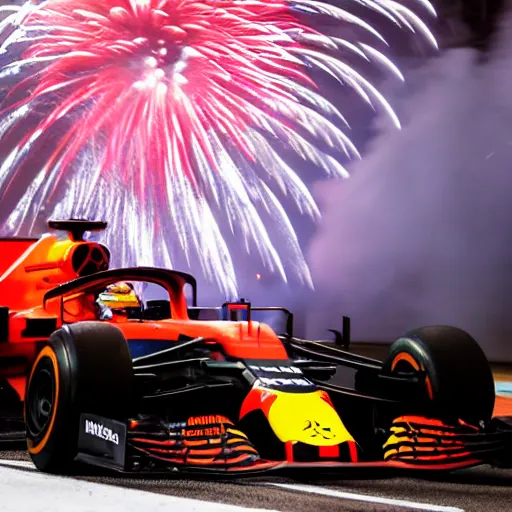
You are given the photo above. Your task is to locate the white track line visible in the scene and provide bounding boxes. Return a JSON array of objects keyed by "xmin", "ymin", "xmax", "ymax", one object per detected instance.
[
  {"xmin": 266, "ymin": 483, "xmax": 464, "ymax": 512},
  {"xmin": 0, "ymin": 459, "xmax": 33, "ymax": 469},
  {"xmin": 0, "ymin": 459, "xmax": 276, "ymax": 512},
  {"xmin": 0, "ymin": 459, "xmax": 465, "ymax": 511}
]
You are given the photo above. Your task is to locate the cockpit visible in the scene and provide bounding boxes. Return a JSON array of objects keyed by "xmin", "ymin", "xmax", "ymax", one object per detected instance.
[{"xmin": 95, "ymin": 281, "xmax": 142, "ymax": 321}]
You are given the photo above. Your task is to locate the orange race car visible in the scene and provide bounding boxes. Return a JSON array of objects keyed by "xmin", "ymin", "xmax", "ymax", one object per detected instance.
[{"xmin": 1, "ymin": 219, "xmax": 511, "ymax": 475}]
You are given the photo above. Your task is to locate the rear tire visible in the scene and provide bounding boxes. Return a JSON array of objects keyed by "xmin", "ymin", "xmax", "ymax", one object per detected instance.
[
  {"xmin": 25, "ymin": 322, "xmax": 133, "ymax": 473},
  {"xmin": 382, "ymin": 325, "xmax": 495, "ymax": 425}
]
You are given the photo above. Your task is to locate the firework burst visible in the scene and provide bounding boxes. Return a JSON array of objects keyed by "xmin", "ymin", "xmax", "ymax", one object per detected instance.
[{"xmin": 0, "ymin": 0, "xmax": 436, "ymax": 296}]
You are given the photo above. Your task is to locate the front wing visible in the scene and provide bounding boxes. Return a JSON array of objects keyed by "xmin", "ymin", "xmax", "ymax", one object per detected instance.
[{"xmin": 74, "ymin": 413, "xmax": 512, "ymax": 476}]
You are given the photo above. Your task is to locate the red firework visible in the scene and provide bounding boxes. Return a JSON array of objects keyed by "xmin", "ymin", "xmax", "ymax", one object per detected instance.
[
  {"xmin": 5, "ymin": 0, "xmax": 314, "ymax": 192},
  {"xmin": 0, "ymin": 0, "xmax": 436, "ymax": 296}
]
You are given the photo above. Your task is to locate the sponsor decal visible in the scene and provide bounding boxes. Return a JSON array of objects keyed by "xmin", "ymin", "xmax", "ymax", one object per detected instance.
[
  {"xmin": 183, "ymin": 415, "xmax": 229, "ymax": 438},
  {"xmin": 185, "ymin": 427, "xmax": 222, "ymax": 437},
  {"xmin": 78, "ymin": 414, "xmax": 126, "ymax": 470},
  {"xmin": 187, "ymin": 414, "xmax": 230, "ymax": 426},
  {"xmin": 247, "ymin": 362, "xmax": 314, "ymax": 390},
  {"xmin": 259, "ymin": 377, "xmax": 312, "ymax": 387},
  {"xmin": 250, "ymin": 365, "xmax": 303, "ymax": 374},
  {"xmin": 303, "ymin": 420, "xmax": 336, "ymax": 440},
  {"xmin": 84, "ymin": 419, "xmax": 120, "ymax": 445}
]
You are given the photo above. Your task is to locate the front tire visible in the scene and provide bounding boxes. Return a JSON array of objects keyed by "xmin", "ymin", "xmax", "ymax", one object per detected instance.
[
  {"xmin": 382, "ymin": 325, "xmax": 495, "ymax": 425},
  {"xmin": 25, "ymin": 322, "xmax": 133, "ymax": 473}
]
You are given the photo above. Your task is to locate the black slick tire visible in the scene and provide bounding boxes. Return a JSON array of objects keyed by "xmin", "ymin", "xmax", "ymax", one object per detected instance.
[
  {"xmin": 382, "ymin": 325, "xmax": 495, "ymax": 426},
  {"xmin": 25, "ymin": 321, "xmax": 133, "ymax": 473}
]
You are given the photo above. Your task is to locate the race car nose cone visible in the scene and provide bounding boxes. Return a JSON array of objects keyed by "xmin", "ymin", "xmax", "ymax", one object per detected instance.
[
  {"xmin": 266, "ymin": 390, "xmax": 354, "ymax": 447},
  {"xmin": 240, "ymin": 386, "xmax": 354, "ymax": 448}
]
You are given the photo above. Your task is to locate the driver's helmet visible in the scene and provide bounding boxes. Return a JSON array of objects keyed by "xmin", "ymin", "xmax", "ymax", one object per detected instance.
[{"xmin": 96, "ymin": 281, "xmax": 141, "ymax": 320}]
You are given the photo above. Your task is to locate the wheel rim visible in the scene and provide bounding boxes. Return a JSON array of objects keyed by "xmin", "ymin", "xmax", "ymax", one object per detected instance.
[{"xmin": 26, "ymin": 357, "xmax": 56, "ymax": 442}]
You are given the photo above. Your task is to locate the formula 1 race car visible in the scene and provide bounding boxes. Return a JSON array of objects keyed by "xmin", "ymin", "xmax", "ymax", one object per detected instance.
[{"xmin": 1, "ymin": 220, "xmax": 511, "ymax": 475}]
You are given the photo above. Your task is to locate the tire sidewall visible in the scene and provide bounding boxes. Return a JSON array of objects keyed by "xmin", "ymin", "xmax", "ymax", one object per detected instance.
[
  {"xmin": 387, "ymin": 336, "xmax": 439, "ymax": 397},
  {"xmin": 26, "ymin": 330, "xmax": 78, "ymax": 471}
]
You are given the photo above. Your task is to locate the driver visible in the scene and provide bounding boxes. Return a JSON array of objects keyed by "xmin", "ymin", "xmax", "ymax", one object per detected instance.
[{"xmin": 96, "ymin": 281, "xmax": 141, "ymax": 320}]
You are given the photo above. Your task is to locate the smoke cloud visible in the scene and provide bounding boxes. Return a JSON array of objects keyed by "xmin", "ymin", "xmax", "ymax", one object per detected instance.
[{"xmin": 307, "ymin": 7, "xmax": 512, "ymax": 362}]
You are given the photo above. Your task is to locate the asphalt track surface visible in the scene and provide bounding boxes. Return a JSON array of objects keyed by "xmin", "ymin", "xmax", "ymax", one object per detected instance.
[{"xmin": 1, "ymin": 447, "xmax": 511, "ymax": 512}]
